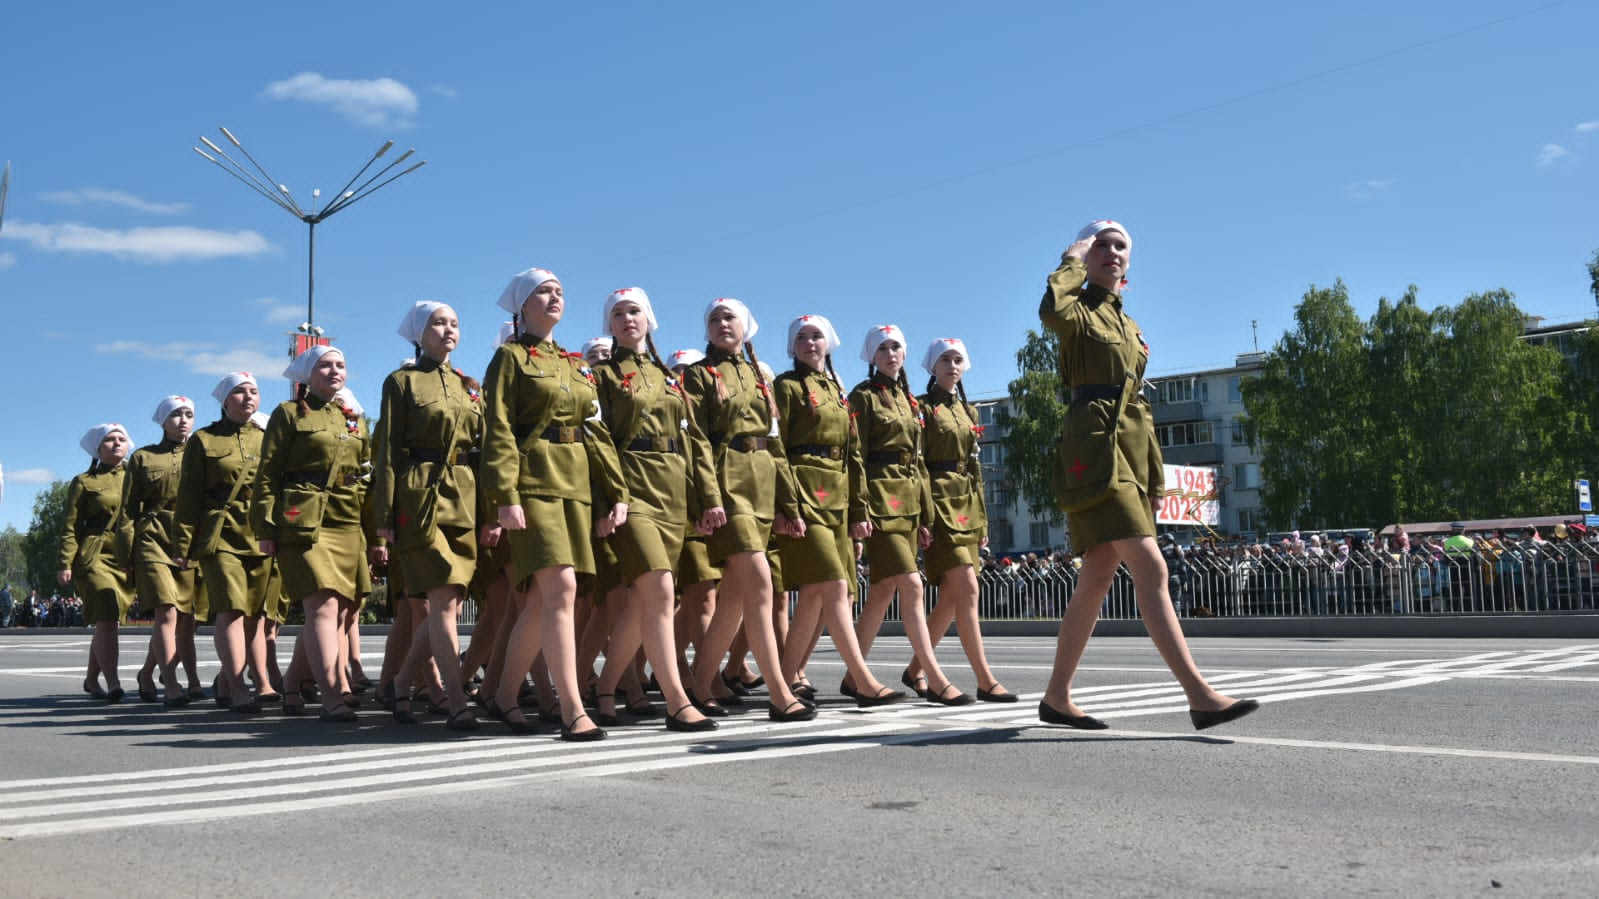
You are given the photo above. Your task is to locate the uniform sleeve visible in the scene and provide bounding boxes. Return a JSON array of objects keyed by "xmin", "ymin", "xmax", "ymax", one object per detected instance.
[
  {"xmin": 172, "ymin": 436, "xmax": 205, "ymax": 559},
  {"xmin": 846, "ymin": 386, "xmax": 870, "ymax": 525},
  {"xmin": 1146, "ymin": 438, "xmax": 1165, "ymax": 505},
  {"xmin": 58, "ymin": 475, "xmax": 85, "ymax": 571},
  {"xmin": 916, "ymin": 419, "xmax": 934, "ymax": 530},
  {"xmin": 118, "ymin": 453, "xmax": 142, "ymax": 528},
  {"xmin": 772, "ymin": 377, "xmax": 804, "ymax": 521},
  {"xmin": 1040, "ymin": 256, "xmax": 1088, "ymax": 341},
  {"xmin": 370, "ymin": 374, "xmax": 404, "ymax": 532},
  {"xmin": 481, "ymin": 345, "xmax": 522, "ymax": 509},
  {"xmin": 579, "ymin": 361, "xmax": 631, "ymax": 508},
  {"xmin": 682, "ymin": 364, "xmax": 725, "ymax": 511},
  {"xmin": 250, "ymin": 407, "xmax": 292, "ymax": 538},
  {"xmin": 969, "ymin": 404, "xmax": 990, "ymax": 527}
]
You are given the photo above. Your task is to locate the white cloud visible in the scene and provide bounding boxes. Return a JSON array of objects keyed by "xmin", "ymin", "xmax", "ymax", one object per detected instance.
[
  {"xmin": 1344, "ymin": 178, "xmax": 1394, "ymax": 200},
  {"xmin": 1, "ymin": 221, "xmax": 270, "ymax": 263},
  {"xmin": 0, "ymin": 251, "xmax": 14, "ymax": 269},
  {"xmin": 96, "ymin": 340, "xmax": 285, "ymax": 380},
  {"xmin": 39, "ymin": 188, "xmax": 189, "ymax": 216},
  {"xmin": 1537, "ymin": 143, "xmax": 1570, "ymax": 165},
  {"xmin": 430, "ymin": 84, "xmax": 459, "ymax": 99},
  {"xmin": 254, "ymin": 296, "xmax": 306, "ymax": 326},
  {"xmin": 5, "ymin": 467, "xmax": 56, "ymax": 485},
  {"xmin": 262, "ymin": 73, "xmax": 419, "ymax": 129},
  {"xmin": 1575, "ymin": 121, "xmax": 1599, "ymax": 133}
]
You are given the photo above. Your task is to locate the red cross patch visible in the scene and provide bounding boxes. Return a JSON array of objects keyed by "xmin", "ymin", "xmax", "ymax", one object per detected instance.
[
  {"xmin": 957, "ymin": 515, "xmax": 970, "ymax": 525},
  {"xmin": 888, "ymin": 496, "xmax": 903, "ymax": 510},
  {"xmin": 814, "ymin": 488, "xmax": 829, "ymax": 502},
  {"xmin": 1070, "ymin": 458, "xmax": 1087, "ymax": 479},
  {"xmin": 397, "ymin": 510, "xmax": 411, "ymax": 528},
  {"xmin": 286, "ymin": 506, "xmax": 301, "ymax": 520}
]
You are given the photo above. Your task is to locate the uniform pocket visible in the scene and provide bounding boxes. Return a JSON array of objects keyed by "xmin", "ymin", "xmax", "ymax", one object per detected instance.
[
  {"xmin": 794, "ymin": 466, "xmax": 847, "ymax": 515},
  {"xmin": 1052, "ymin": 430, "xmax": 1117, "ymax": 513},
  {"xmin": 277, "ymin": 483, "xmax": 327, "ymax": 545},
  {"xmin": 866, "ymin": 476, "xmax": 920, "ymax": 525}
]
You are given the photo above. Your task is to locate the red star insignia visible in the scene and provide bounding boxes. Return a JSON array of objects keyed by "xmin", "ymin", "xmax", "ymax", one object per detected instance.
[
  {"xmin": 286, "ymin": 506, "xmax": 301, "ymax": 520},
  {"xmin": 1070, "ymin": 458, "xmax": 1087, "ymax": 479}
]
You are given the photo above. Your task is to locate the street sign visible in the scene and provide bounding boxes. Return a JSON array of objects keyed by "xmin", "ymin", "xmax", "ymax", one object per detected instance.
[
  {"xmin": 1587, "ymin": 514, "xmax": 1599, "ymax": 528},
  {"xmin": 1578, "ymin": 479, "xmax": 1593, "ymax": 513}
]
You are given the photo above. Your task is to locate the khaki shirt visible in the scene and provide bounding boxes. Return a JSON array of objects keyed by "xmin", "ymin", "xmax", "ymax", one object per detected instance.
[
  {"xmin": 122, "ymin": 439, "xmax": 186, "ymax": 566},
  {"xmin": 60, "ymin": 464, "xmax": 132, "ymax": 573},
  {"xmin": 773, "ymin": 364, "xmax": 863, "ymax": 527},
  {"xmin": 848, "ymin": 373, "xmax": 932, "ymax": 529},
  {"xmin": 920, "ymin": 386, "xmax": 988, "ymax": 536},
  {"xmin": 594, "ymin": 346, "xmax": 717, "ymax": 523},
  {"xmin": 174, "ymin": 418, "xmax": 265, "ymax": 559},
  {"xmin": 681, "ymin": 346, "xmax": 787, "ymax": 521},
  {"xmin": 1041, "ymin": 256, "xmax": 1163, "ymax": 510},
  {"xmin": 371, "ymin": 357, "xmax": 484, "ymax": 538},
  {"xmin": 251, "ymin": 396, "xmax": 372, "ymax": 537},
  {"xmin": 481, "ymin": 334, "xmax": 629, "ymax": 509}
]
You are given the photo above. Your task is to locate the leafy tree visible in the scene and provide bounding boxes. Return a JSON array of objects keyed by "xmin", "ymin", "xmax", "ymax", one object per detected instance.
[
  {"xmin": 20, "ymin": 481, "xmax": 69, "ymax": 595},
  {"xmin": 999, "ymin": 328, "xmax": 1066, "ymax": 526},
  {"xmin": 1363, "ymin": 286, "xmax": 1438, "ymax": 523},
  {"xmin": 0, "ymin": 526, "xmax": 29, "ymax": 590}
]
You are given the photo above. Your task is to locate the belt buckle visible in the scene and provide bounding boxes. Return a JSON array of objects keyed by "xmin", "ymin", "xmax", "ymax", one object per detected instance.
[
  {"xmin": 829, "ymin": 446, "xmax": 842, "ymax": 461},
  {"xmin": 561, "ymin": 426, "xmax": 578, "ymax": 443},
  {"xmin": 653, "ymin": 436, "xmax": 670, "ymax": 453}
]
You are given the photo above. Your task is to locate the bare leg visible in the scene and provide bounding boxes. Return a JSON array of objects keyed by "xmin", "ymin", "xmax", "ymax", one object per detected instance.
[
  {"xmin": 299, "ymin": 591, "xmax": 344, "ymax": 702},
  {"xmin": 426, "ymin": 585, "xmax": 472, "ymax": 716},
  {"xmin": 675, "ymin": 580, "xmax": 715, "ymax": 680},
  {"xmin": 151, "ymin": 604, "xmax": 182, "ymax": 700},
  {"xmin": 244, "ymin": 615, "xmax": 278, "ymax": 698},
  {"xmin": 178, "ymin": 613, "xmax": 202, "ymax": 694},
  {"xmin": 90, "ymin": 621, "xmax": 121, "ymax": 694},
  {"xmin": 690, "ymin": 579, "xmax": 743, "ymax": 702},
  {"xmin": 911, "ymin": 567, "xmax": 1007, "ymax": 694},
  {"xmin": 533, "ymin": 567, "xmax": 601, "ymax": 736},
  {"xmin": 722, "ymin": 552, "xmax": 803, "ymax": 711},
  {"xmin": 262, "ymin": 619, "xmax": 284, "ymax": 693}
]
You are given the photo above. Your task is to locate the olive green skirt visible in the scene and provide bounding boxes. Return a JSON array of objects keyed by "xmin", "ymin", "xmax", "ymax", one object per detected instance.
[
  {"xmin": 506, "ymin": 496, "xmax": 595, "ymax": 585},
  {"xmin": 397, "ymin": 524, "xmax": 478, "ymax": 594},
  {"xmin": 277, "ymin": 523, "xmax": 365, "ymax": 603},
  {"xmin": 1066, "ymin": 482, "xmax": 1155, "ymax": 555},
  {"xmin": 202, "ymin": 551, "xmax": 277, "ymax": 617},
  {"xmin": 614, "ymin": 513, "xmax": 685, "ymax": 587},
  {"xmin": 778, "ymin": 519, "xmax": 853, "ymax": 587},
  {"xmin": 925, "ymin": 526, "xmax": 981, "ymax": 585},
  {"xmin": 134, "ymin": 555, "xmax": 198, "ymax": 616},
  {"xmin": 677, "ymin": 534, "xmax": 719, "ymax": 587},
  {"xmin": 77, "ymin": 561, "xmax": 131, "ymax": 625},
  {"xmin": 593, "ymin": 535, "xmax": 623, "ymax": 598},
  {"xmin": 708, "ymin": 514, "xmax": 770, "ymax": 564},
  {"xmin": 865, "ymin": 529, "xmax": 918, "ymax": 582}
]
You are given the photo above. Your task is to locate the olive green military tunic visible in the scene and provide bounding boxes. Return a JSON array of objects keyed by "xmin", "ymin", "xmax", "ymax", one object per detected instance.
[
  {"xmin": 849, "ymin": 372, "xmax": 933, "ymax": 579},
  {"xmin": 594, "ymin": 346, "xmax": 718, "ymax": 585},
  {"xmin": 1040, "ymin": 255, "xmax": 1163, "ymax": 552},
  {"xmin": 252, "ymin": 396, "xmax": 372, "ymax": 603},
  {"xmin": 59, "ymin": 463, "xmax": 133, "ymax": 624},
  {"xmin": 681, "ymin": 346, "xmax": 790, "ymax": 563},
  {"xmin": 122, "ymin": 439, "xmax": 200, "ymax": 616},
  {"xmin": 919, "ymin": 386, "xmax": 988, "ymax": 583},
  {"xmin": 774, "ymin": 364, "xmax": 865, "ymax": 586},
  {"xmin": 371, "ymin": 357, "xmax": 484, "ymax": 592},
  {"xmin": 481, "ymin": 333, "xmax": 630, "ymax": 584},
  {"xmin": 174, "ymin": 417, "xmax": 276, "ymax": 618}
]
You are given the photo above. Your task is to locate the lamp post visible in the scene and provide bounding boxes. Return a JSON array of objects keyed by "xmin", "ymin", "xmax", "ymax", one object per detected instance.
[{"xmin": 192, "ymin": 127, "xmax": 425, "ymax": 336}]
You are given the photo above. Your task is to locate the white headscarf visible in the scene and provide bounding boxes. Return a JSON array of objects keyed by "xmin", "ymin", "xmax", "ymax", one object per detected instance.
[
  {"xmin": 786, "ymin": 313, "xmax": 842, "ymax": 358},
  {"xmin": 1076, "ymin": 218, "xmax": 1132, "ymax": 250},
  {"xmin": 704, "ymin": 297, "xmax": 759, "ymax": 341},
  {"xmin": 249, "ymin": 411, "xmax": 270, "ymax": 430},
  {"xmin": 494, "ymin": 320, "xmax": 516, "ymax": 348},
  {"xmin": 334, "ymin": 386, "xmax": 364, "ymax": 418},
  {"xmin": 152, "ymin": 395, "xmax": 196, "ymax": 426},
  {"xmin": 921, "ymin": 338, "xmax": 972, "ymax": 376},
  {"xmin": 283, "ymin": 344, "xmax": 345, "ymax": 384},
  {"xmin": 211, "ymin": 371, "xmax": 258, "ymax": 406},
  {"xmin": 580, "ymin": 336, "xmax": 613, "ymax": 361},
  {"xmin": 668, "ymin": 348, "xmax": 705, "ymax": 370},
  {"xmin": 496, "ymin": 267, "xmax": 560, "ymax": 325},
  {"xmin": 859, "ymin": 324, "xmax": 907, "ymax": 366},
  {"xmin": 397, "ymin": 301, "xmax": 449, "ymax": 346},
  {"xmin": 601, "ymin": 287, "xmax": 659, "ymax": 336},
  {"xmin": 80, "ymin": 423, "xmax": 129, "ymax": 459}
]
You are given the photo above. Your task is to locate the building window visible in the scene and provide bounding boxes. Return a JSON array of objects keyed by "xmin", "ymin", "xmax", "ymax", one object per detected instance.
[
  {"xmin": 1228, "ymin": 377, "xmax": 1244, "ymax": 403},
  {"xmin": 989, "ymin": 521, "xmax": 1012, "ymax": 549},
  {"xmin": 1029, "ymin": 522, "xmax": 1050, "ymax": 547},
  {"xmin": 979, "ymin": 443, "xmax": 1004, "ymax": 466},
  {"xmin": 1233, "ymin": 462, "xmax": 1259, "ymax": 489},
  {"xmin": 978, "ymin": 404, "xmax": 995, "ymax": 426},
  {"xmin": 1237, "ymin": 507, "xmax": 1260, "ymax": 535},
  {"xmin": 1231, "ymin": 419, "xmax": 1249, "ymax": 446},
  {"xmin": 1157, "ymin": 421, "xmax": 1214, "ymax": 448},
  {"xmin": 985, "ymin": 480, "xmax": 1009, "ymax": 509},
  {"xmin": 1159, "ymin": 379, "xmax": 1195, "ymax": 404}
]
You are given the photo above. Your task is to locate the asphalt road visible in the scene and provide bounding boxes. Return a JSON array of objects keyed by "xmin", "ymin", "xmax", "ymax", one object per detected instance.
[{"xmin": 1, "ymin": 631, "xmax": 1595, "ymax": 897}]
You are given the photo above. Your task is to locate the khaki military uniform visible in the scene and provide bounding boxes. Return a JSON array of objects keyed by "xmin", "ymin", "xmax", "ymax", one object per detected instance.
[
  {"xmin": 122, "ymin": 439, "xmax": 200, "ymax": 616},
  {"xmin": 252, "ymin": 397, "xmax": 371, "ymax": 603},
  {"xmin": 594, "ymin": 346, "xmax": 718, "ymax": 585},
  {"xmin": 1041, "ymin": 256, "xmax": 1162, "ymax": 552},
  {"xmin": 60, "ymin": 464, "xmax": 133, "ymax": 624},
  {"xmin": 681, "ymin": 347, "xmax": 790, "ymax": 563},
  {"xmin": 849, "ymin": 373, "xmax": 933, "ymax": 580},
  {"xmin": 174, "ymin": 418, "xmax": 275, "ymax": 618},
  {"xmin": 774, "ymin": 364, "xmax": 864, "ymax": 586},
  {"xmin": 481, "ymin": 334, "xmax": 629, "ymax": 584},
  {"xmin": 371, "ymin": 358, "xmax": 484, "ymax": 593},
  {"xmin": 920, "ymin": 386, "xmax": 988, "ymax": 583}
]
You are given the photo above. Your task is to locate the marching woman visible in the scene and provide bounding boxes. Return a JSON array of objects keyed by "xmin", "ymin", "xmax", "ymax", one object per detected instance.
[
  {"xmin": 1038, "ymin": 219, "xmax": 1256, "ymax": 730},
  {"xmin": 774, "ymin": 314, "xmax": 905, "ymax": 706},
  {"xmin": 681, "ymin": 298, "xmax": 815, "ymax": 723},
  {"xmin": 60, "ymin": 423, "xmax": 135, "ymax": 702},
  {"xmin": 122, "ymin": 395, "xmax": 205, "ymax": 706},
  {"xmin": 371, "ymin": 301, "xmax": 485, "ymax": 731},
  {"xmin": 846, "ymin": 325, "xmax": 969, "ymax": 705},
  {"xmin": 481, "ymin": 267, "xmax": 630, "ymax": 741},
  {"xmin": 901, "ymin": 338, "xmax": 1016, "ymax": 702},
  {"xmin": 252, "ymin": 346, "xmax": 372, "ymax": 722},
  {"xmin": 173, "ymin": 372, "xmax": 275, "ymax": 712},
  {"xmin": 588, "ymin": 287, "xmax": 717, "ymax": 732}
]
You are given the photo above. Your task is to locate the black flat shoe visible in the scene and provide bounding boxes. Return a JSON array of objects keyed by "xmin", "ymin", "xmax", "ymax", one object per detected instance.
[
  {"xmin": 490, "ymin": 702, "xmax": 538, "ymax": 734},
  {"xmin": 229, "ymin": 700, "xmax": 263, "ymax": 715},
  {"xmin": 255, "ymin": 692, "xmax": 283, "ymax": 705},
  {"xmin": 925, "ymin": 682, "xmax": 974, "ymax": 707},
  {"xmin": 187, "ymin": 686, "xmax": 206, "ymax": 701},
  {"xmin": 319, "ymin": 703, "xmax": 357, "ymax": 723},
  {"xmin": 688, "ymin": 691, "xmax": 728, "ymax": 717},
  {"xmin": 162, "ymin": 695, "xmax": 192, "ymax": 709},
  {"xmin": 855, "ymin": 687, "xmax": 907, "ymax": 708},
  {"xmin": 838, "ymin": 679, "xmax": 861, "ymax": 701},
  {"xmin": 900, "ymin": 668, "xmax": 929, "ymax": 699},
  {"xmin": 1190, "ymin": 699, "xmax": 1260, "ymax": 731},
  {"xmin": 282, "ymin": 699, "xmax": 308, "ymax": 717},
  {"xmin": 537, "ymin": 705, "xmax": 563, "ymax": 724},
  {"xmin": 976, "ymin": 686, "xmax": 1019, "ymax": 704},
  {"xmin": 625, "ymin": 699, "xmax": 661, "ymax": 719},
  {"xmin": 561, "ymin": 713, "xmax": 606, "ymax": 742},
  {"xmin": 721, "ymin": 671, "xmax": 753, "ymax": 697},
  {"xmin": 768, "ymin": 699, "xmax": 817, "ymax": 723},
  {"xmin": 665, "ymin": 705, "xmax": 719, "ymax": 733},
  {"xmin": 138, "ymin": 687, "xmax": 159, "ymax": 704},
  {"xmin": 388, "ymin": 684, "xmax": 418, "ymax": 725},
  {"xmin": 105, "ymin": 687, "xmax": 126, "ymax": 704},
  {"xmin": 445, "ymin": 707, "xmax": 481, "ymax": 732},
  {"xmin": 1038, "ymin": 700, "xmax": 1108, "ymax": 730}
]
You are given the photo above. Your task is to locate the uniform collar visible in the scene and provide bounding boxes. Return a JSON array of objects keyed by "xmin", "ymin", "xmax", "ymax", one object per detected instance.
[{"xmin": 705, "ymin": 344, "xmax": 741, "ymax": 365}]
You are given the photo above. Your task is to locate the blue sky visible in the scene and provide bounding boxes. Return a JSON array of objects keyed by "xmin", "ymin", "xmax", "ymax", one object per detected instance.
[{"xmin": 2, "ymin": 1, "xmax": 1595, "ymax": 532}]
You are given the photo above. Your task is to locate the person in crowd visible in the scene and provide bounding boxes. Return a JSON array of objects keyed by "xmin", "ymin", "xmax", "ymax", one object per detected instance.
[
  {"xmin": 1036, "ymin": 219, "xmax": 1257, "ymax": 731},
  {"xmin": 59, "ymin": 423, "xmax": 135, "ymax": 702},
  {"xmin": 481, "ymin": 267, "xmax": 629, "ymax": 740},
  {"xmin": 581, "ymin": 336, "xmax": 613, "ymax": 366},
  {"xmin": 901, "ymin": 337, "xmax": 1015, "ymax": 702},
  {"xmin": 845, "ymin": 324, "xmax": 969, "ymax": 706},
  {"xmin": 252, "ymin": 347, "xmax": 371, "ymax": 722},
  {"xmin": 665, "ymin": 348, "xmax": 723, "ymax": 697},
  {"xmin": 371, "ymin": 301, "xmax": 485, "ymax": 731}
]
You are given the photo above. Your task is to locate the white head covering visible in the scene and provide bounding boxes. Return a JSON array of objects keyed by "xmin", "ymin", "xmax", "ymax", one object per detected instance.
[
  {"xmin": 80, "ymin": 423, "xmax": 129, "ymax": 459},
  {"xmin": 397, "ymin": 301, "xmax": 449, "ymax": 345},
  {"xmin": 921, "ymin": 338, "xmax": 972, "ymax": 376},
  {"xmin": 580, "ymin": 336, "xmax": 613, "ymax": 361},
  {"xmin": 152, "ymin": 394, "xmax": 196, "ymax": 426},
  {"xmin": 211, "ymin": 371, "xmax": 258, "ymax": 405},
  {"xmin": 496, "ymin": 267, "xmax": 560, "ymax": 323},
  {"xmin": 494, "ymin": 320, "xmax": 516, "ymax": 348},
  {"xmin": 601, "ymin": 287, "xmax": 659, "ymax": 336},
  {"xmin": 704, "ymin": 297, "xmax": 759, "ymax": 341},
  {"xmin": 334, "ymin": 386, "xmax": 364, "ymax": 418},
  {"xmin": 1076, "ymin": 218, "xmax": 1132, "ymax": 250},
  {"xmin": 249, "ymin": 411, "xmax": 270, "ymax": 430},
  {"xmin": 859, "ymin": 324, "xmax": 908, "ymax": 366},
  {"xmin": 786, "ymin": 313, "xmax": 842, "ymax": 358},
  {"xmin": 668, "ymin": 348, "xmax": 704, "ymax": 370},
  {"xmin": 757, "ymin": 360, "xmax": 776, "ymax": 382},
  {"xmin": 283, "ymin": 344, "xmax": 345, "ymax": 384}
]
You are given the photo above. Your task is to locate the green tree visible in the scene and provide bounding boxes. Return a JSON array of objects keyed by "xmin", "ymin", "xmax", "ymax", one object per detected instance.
[
  {"xmin": 20, "ymin": 480, "xmax": 69, "ymax": 595},
  {"xmin": 1363, "ymin": 286, "xmax": 1439, "ymax": 523},
  {"xmin": 999, "ymin": 328, "xmax": 1066, "ymax": 526},
  {"xmin": 0, "ymin": 526, "xmax": 30, "ymax": 590}
]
